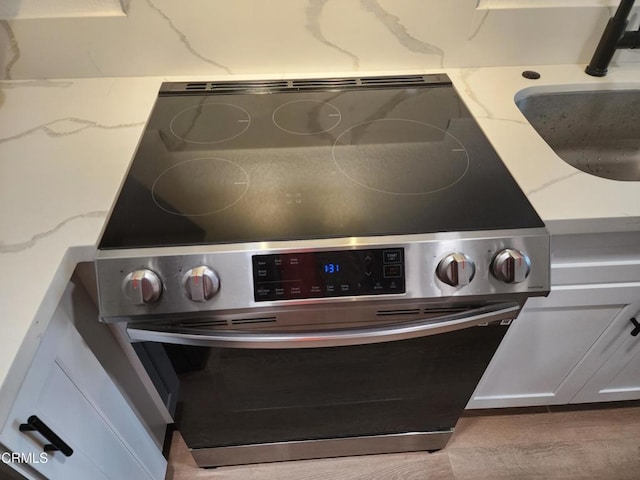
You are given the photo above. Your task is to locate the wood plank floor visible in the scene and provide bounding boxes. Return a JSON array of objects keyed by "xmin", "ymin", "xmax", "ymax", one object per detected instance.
[{"xmin": 165, "ymin": 402, "xmax": 640, "ymax": 480}]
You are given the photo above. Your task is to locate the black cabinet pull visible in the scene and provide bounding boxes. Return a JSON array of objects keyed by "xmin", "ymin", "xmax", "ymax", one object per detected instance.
[
  {"xmin": 19, "ymin": 415, "xmax": 73, "ymax": 457},
  {"xmin": 631, "ymin": 318, "xmax": 640, "ymax": 337}
]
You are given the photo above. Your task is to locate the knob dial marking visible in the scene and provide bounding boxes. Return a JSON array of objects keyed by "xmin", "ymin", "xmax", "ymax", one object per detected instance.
[
  {"xmin": 122, "ymin": 269, "xmax": 162, "ymax": 305},
  {"xmin": 183, "ymin": 266, "xmax": 220, "ymax": 302},
  {"xmin": 437, "ymin": 253, "xmax": 476, "ymax": 287},
  {"xmin": 492, "ymin": 249, "xmax": 531, "ymax": 283}
]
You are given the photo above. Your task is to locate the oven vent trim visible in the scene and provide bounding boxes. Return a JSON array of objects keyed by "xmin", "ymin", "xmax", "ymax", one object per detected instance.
[
  {"xmin": 178, "ymin": 319, "xmax": 228, "ymax": 328},
  {"xmin": 160, "ymin": 74, "xmax": 452, "ymax": 96},
  {"xmin": 376, "ymin": 309, "xmax": 421, "ymax": 316},
  {"xmin": 230, "ymin": 317, "xmax": 278, "ymax": 325},
  {"xmin": 422, "ymin": 307, "xmax": 469, "ymax": 315},
  {"xmin": 375, "ymin": 306, "xmax": 471, "ymax": 317}
]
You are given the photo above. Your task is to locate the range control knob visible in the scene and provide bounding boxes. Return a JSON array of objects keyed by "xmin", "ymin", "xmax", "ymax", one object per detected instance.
[
  {"xmin": 122, "ymin": 269, "xmax": 162, "ymax": 305},
  {"xmin": 437, "ymin": 253, "xmax": 476, "ymax": 287},
  {"xmin": 492, "ymin": 249, "xmax": 531, "ymax": 284},
  {"xmin": 183, "ymin": 266, "xmax": 220, "ymax": 302}
]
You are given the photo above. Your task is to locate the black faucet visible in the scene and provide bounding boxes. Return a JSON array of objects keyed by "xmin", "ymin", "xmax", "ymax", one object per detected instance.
[{"xmin": 585, "ymin": 0, "xmax": 639, "ymax": 76}]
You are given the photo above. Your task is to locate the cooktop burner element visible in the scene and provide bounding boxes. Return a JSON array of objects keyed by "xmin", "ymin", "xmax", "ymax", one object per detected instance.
[
  {"xmin": 272, "ymin": 99, "xmax": 342, "ymax": 135},
  {"xmin": 99, "ymin": 74, "xmax": 544, "ymax": 250},
  {"xmin": 169, "ymin": 102, "xmax": 251, "ymax": 144},
  {"xmin": 151, "ymin": 157, "xmax": 250, "ymax": 216},
  {"xmin": 332, "ymin": 118, "xmax": 469, "ymax": 195}
]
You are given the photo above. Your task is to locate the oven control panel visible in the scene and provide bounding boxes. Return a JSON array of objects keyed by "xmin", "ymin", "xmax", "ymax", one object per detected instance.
[
  {"xmin": 252, "ymin": 249, "xmax": 406, "ymax": 302},
  {"xmin": 95, "ymin": 228, "xmax": 550, "ymax": 321}
]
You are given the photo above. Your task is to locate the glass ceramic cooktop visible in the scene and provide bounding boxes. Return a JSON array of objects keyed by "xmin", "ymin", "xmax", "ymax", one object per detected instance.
[{"xmin": 99, "ymin": 75, "xmax": 543, "ymax": 249}]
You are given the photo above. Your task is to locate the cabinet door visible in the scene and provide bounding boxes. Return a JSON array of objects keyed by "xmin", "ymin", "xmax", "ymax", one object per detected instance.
[
  {"xmin": 0, "ymin": 298, "xmax": 165, "ymax": 479},
  {"xmin": 468, "ymin": 284, "xmax": 640, "ymax": 409},
  {"xmin": 570, "ymin": 305, "xmax": 640, "ymax": 403}
]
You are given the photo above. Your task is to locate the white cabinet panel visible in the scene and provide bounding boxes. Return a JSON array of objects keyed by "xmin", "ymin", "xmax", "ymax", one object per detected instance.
[
  {"xmin": 469, "ymin": 283, "xmax": 640, "ymax": 408},
  {"xmin": 571, "ymin": 307, "xmax": 640, "ymax": 403},
  {"xmin": 0, "ymin": 289, "xmax": 166, "ymax": 479},
  {"xmin": 36, "ymin": 361, "xmax": 153, "ymax": 480}
]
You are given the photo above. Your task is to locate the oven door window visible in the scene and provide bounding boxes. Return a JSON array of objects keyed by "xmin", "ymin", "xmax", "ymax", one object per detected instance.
[{"xmin": 157, "ymin": 322, "xmax": 507, "ymax": 449}]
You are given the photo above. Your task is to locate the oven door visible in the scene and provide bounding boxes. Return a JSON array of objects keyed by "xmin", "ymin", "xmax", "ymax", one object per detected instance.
[{"xmin": 128, "ymin": 302, "xmax": 518, "ymax": 467}]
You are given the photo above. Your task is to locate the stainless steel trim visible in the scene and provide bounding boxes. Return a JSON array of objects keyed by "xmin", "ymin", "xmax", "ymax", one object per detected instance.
[
  {"xmin": 126, "ymin": 302, "xmax": 519, "ymax": 349},
  {"xmin": 96, "ymin": 227, "xmax": 550, "ymax": 321},
  {"xmin": 160, "ymin": 74, "xmax": 452, "ymax": 96},
  {"xmin": 190, "ymin": 430, "xmax": 453, "ymax": 467},
  {"xmin": 97, "ymin": 227, "xmax": 549, "ymax": 259}
]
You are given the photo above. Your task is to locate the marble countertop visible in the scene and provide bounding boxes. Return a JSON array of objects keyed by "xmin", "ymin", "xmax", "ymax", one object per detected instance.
[
  {"xmin": 1, "ymin": 64, "xmax": 639, "ymax": 425},
  {"xmin": 454, "ymin": 65, "xmax": 640, "ymax": 233}
]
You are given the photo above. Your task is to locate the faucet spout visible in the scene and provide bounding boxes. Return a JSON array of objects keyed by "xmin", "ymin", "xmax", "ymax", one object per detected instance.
[{"xmin": 585, "ymin": 0, "xmax": 637, "ymax": 77}]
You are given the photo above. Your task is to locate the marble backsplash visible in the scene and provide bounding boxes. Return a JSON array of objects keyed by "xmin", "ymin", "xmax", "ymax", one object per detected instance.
[{"xmin": 0, "ymin": 0, "xmax": 638, "ymax": 80}]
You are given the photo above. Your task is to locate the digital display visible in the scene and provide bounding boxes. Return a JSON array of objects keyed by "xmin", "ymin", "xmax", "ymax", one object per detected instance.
[
  {"xmin": 323, "ymin": 263, "xmax": 340, "ymax": 274},
  {"xmin": 252, "ymin": 248, "xmax": 405, "ymax": 302}
]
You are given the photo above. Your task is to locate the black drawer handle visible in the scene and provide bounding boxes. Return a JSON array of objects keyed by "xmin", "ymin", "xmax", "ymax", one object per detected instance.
[
  {"xmin": 631, "ymin": 318, "xmax": 640, "ymax": 337},
  {"xmin": 19, "ymin": 415, "xmax": 73, "ymax": 457}
]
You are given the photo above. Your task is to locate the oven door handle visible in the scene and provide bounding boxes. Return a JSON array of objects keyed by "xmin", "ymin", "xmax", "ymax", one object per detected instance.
[{"xmin": 126, "ymin": 302, "xmax": 520, "ymax": 349}]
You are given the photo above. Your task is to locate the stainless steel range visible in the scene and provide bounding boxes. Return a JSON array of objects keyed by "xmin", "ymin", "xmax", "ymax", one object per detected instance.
[{"xmin": 95, "ymin": 74, "xmax": 550, "ymax": 467}]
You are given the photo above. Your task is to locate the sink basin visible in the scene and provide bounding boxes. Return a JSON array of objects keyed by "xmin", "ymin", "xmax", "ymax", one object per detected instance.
[{"xmin": 515, "ymin": 89, "xmax": 640, "ymax": 181}]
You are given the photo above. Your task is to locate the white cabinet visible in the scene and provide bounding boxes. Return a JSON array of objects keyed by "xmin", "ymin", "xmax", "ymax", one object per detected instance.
[
  {"xmin": 0, "ymin": 285, "xmax": 167, "ymax": 479},
  {"xmin": 570, "ymin": 304, "xmax": 640, "ymax": 403},
  {"xmin": 469, "ymin": 229, "xmax": 640, "ymax": 409},
  {"xmin": 469, "ymin": 284, "xmax": 640, "ymax": 408}
]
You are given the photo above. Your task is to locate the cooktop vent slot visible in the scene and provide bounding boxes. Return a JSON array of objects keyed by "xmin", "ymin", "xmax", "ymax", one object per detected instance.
[
  {"xmin": 231, "ymin": 317, "xmax": 277, "ymax": 325},
  {"xmin": 360, "ymin": 75, "xmax": 428, "ymax": 86},
  {"xmin": 212, "ymin": 80, "xmax": 288, "ymax": 92},
  {"xmin": 185, "ymin": 83, "xmax": 207, "ymax": 91},
  {"xmin": 182, "ymin": 80, "xmax": 289, "ymax": 93},
  {"xmin": 291, "ymin": 78, "xmax": 358, "ymax": 89}
]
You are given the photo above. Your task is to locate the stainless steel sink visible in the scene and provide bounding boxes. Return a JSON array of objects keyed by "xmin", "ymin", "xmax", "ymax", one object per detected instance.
[{"xmin": 516, "ymin": 89, "xmax": 640, "ymax": 181}]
